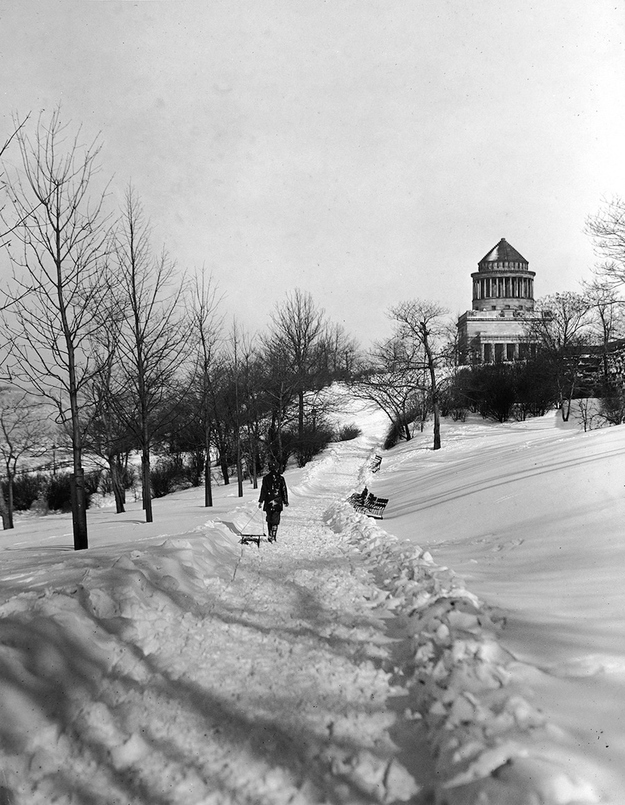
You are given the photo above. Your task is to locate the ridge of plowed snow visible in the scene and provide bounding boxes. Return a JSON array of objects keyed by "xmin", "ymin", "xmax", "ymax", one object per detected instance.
[{"xmin": 325, "ymin": 501, "xmax": 602, "ymax": 803}]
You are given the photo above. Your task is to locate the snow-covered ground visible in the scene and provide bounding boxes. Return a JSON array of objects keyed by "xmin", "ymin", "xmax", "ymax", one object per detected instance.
[{"xmin": 0, "ymin": 392, "xmax": 623, "ymax": 803}]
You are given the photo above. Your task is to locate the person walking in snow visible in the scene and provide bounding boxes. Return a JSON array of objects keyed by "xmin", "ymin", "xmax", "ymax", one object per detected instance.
[{"xmin": 258, "ymin": 460, "xmax": 289, "ymax": 543}]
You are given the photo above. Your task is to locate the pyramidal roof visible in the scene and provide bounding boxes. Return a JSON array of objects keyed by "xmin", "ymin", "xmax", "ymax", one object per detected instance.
[{"xmin": 479, "ymin": 238, "xmax": 528, "ymax": 265}]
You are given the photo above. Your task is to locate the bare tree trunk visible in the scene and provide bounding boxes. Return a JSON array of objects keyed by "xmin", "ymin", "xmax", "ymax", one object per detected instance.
[
  {"xmin": 204, "ymin": 420, "xmax": 213, "ymax": 507},
  {"xmin": 298, "ymin": 389, "xmax": 305, "ymax": 444},
  {"xmin": 6, "ymin": 474, "xmax": 15, "ymax": 529},
  {"xmin": 108, "ymin": 456, "xmax": 126, "ymax": 514},
  {"xmin": 236, "ymin": 440, "xmax": 244, "ymax": 497},
  {"xmin": 0, "ymin": 488, "xmax": 10, "ymax": 530},
  {"xmin": 141, "ymin": 427, "xmax": 153, "ymax": 523},
  {"xmin": 250, "ymin": 429, "xmax": 258, "ymax": 490},
  {"xmin": 66, "ymin": 326, "xmax": 89, "ymax": 547},
  {"xmin": 70, "ymin": 469, "xmax": 88, "ymax": 546},
  {"xmin": 220, "ymin": 455, "xmax": 230, "ymax": 485},
  {"xmin": 421, "ymin": 323, "xmax": 441, "ymax": 450},
  {"xmin": 232, "ymin": 320, "xmax": 244, "ymax": 498},
  {"xmin": 429, "ymin": 373, "xmax": 441, "ymax": 450},
  {"xmin": 561, "ymin": 399, "xmax": 571, "ymax": 422}
]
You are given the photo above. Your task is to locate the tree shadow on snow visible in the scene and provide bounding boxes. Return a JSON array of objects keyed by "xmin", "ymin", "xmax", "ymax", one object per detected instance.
[{"xmin": 0, "ymin": 559, "xmax": 421, "ymax": 804}]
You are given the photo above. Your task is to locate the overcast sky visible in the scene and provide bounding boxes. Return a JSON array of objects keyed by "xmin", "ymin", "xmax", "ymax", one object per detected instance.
[{"xmin": 1, "ymin": 1, "xmax": 624, "ymax": 347}]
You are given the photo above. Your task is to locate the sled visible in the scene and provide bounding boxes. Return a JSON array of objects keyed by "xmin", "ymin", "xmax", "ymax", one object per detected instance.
[
  {"xmin": 226, "ymin": 508, "xmax": 266, "ymax": 547},
  {"xmin": 239, "ymin": 511, "xmax": 266, "ymax": 547},
  {"xmin": 240, "ymin": 533, "xmax": 263, "ymax": 547}
]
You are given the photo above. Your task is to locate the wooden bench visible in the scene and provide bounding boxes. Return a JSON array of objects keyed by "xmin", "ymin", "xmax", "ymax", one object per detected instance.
[
  {"xmin": 349, "ymin": 490, "xmax": 389, "ymax": 519},
  {"xmin": 352, "ymin": 492, "xmax": 376, "ymax": 512},
  {"xmin": 348, "ymin": 486, "xmax": 368, "ymax": 505},
  {"xmin": 364, "ymin": 496, "xmax": 389, "ymax": 519},
  {"xmin": 370, "ymin": 454, "xmax": 382, "ymax": 473}
]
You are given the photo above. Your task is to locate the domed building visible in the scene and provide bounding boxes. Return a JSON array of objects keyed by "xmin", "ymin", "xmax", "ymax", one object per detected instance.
[{"xmin": 457, "ymin": 238, "xmax": 540, "ymax": 363}]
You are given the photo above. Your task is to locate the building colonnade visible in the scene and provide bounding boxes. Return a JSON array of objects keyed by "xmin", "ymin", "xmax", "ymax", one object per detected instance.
[
  {"xmin": 479, "ymin": 341, "xmax": 537, "ymax": 363},
  {"xmin": 473, "ymin": 275, "xmax": 534, "ymax": 302}
]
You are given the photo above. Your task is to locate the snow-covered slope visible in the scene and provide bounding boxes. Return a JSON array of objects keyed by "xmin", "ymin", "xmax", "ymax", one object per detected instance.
[
  {"xmin": 0, "ymin": 393, "xmax": 623, "ymax": 803},
  {"xmin": 347, "ymin": 409, "xmax": 625, "ymax": 802}
]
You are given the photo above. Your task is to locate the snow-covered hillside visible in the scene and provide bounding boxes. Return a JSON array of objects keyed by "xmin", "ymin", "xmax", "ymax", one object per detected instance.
[
  {"xmin": 364, "ymin": 409, "xmax": 625, "ymax": 801},
  {"xmin": 0, "ymin": 392, "xmax": 623, "ymax": 803}
]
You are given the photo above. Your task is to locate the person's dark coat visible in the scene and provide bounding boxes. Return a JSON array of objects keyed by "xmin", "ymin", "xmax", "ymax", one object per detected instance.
[{"xmin": 258, "ymin": 470, "xmax": 288, "ymax": 514}]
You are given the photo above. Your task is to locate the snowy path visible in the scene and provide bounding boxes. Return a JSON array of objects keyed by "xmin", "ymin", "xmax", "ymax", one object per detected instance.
[
  {"xmin": 153, "ymin": 497, "xmax": 417, "ymax": 804},
  {"xmin": 96, "ymin": 493, "xmax": 418, "ymax": 804},
  {"xmin": 0, "ymin": 426, "xmax": 420, "ymax": 804}
]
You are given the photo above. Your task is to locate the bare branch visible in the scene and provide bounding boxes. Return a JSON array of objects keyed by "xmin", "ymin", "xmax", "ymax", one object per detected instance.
[{"xmin": 586, "ymin": 196, "xmax": 625, "ymax": 285}]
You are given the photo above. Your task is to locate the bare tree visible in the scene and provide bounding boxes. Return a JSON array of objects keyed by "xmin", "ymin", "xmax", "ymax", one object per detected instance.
[
  {"xmin": 352, "ymin": 336, "xmax": 427, "ymax": 441},
  {"xmin": 264, "ymin": 289, "xmax": 332, "ymax": 466},
  {"xmin": 188, "ymin": 272, "xmax": 222, "ymax": 506},
  {"xmin": 107, "ymin": 185, "xmax": 189, "ymax": 523},
  {"xmin": 81, "ymin": 312, "xmax": 135, "ymax": 514},
  {"xmin": 527, "ymin": 292, "xmax": 593, "ymax": 421},
  {"xmin": 586, "ymin": 197, "xmax": 625, "ymax": 284},
  {"xmin": 1, "ymin": 110, "xmax": 110, "ymax": 549},
  {"xmin": 389, "ymin": 300, "xmax": 451, "ymax": 450},
  {"xmin": 0, "ymin": 387, "xmax": 50, "ymax": 529},
  {"xmin": 319, "ymin": 322, "xmax": 361, "ymax": 379},
  {"xmin": 583, "ymin": 278, "xmax": 625, "ymax": 384},
  {"xmin": 260, "ymin": 341, "xmax": 297, "ymax": 468},
  {"xmin": 233, "ymin": 330, "xmax": 265, "ymax": 488},
  {"xmin": 205, "ymin": 355, "xmax": 238, "ymax": 485},
  {"xmin": 230, "ymin": 320, "xmax": 246, "ymax": 497}
]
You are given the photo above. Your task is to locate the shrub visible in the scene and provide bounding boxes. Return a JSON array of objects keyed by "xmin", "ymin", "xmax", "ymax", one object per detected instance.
[
  {"xmin": 514, "ymin": 356, "xmax": 558, "ymax": 417},
  {"xmin": 123, "ymin": 465, "xmax": 137, "ymax": 490},
  {"xmin": 383, "ymin": 420, "xmax": 402, "ymax": 450},
  {"xmin": 445, "ymin": 358, "xmax": 559, "ymax": 423},
  {"xmin": 337, "ymin": 423, "xmax": 361, "ymax": 441},
  {"xmin": 599, "ymin": 383, "xmax": 625, "ymax": 425},
  {"xmin": 440, "ymin": 369, "xmax": 472, "ymax": 419},
  {"xmin": 383, "ymin": 406, "xmax": 420, "ymax": 449},
  {"xmin": 84, "ymin": 469, "xmax": 103, "ymax": 495},
  {"xmin": 5, "ymin": 473, "xmax": 47, "ymax": 511},
  {"xmin": 46, "ymin": 474, "xmax": 73, "ymax": 512},
  {"xmin": 476, "ymin": 364, "xmax": 518, "ymax": 422},
  {"xmin": 46, "ymin": 473, "xmax": 93, "ymax": 512},
  {"xmin": 150, "ymin": 456, "xmax": 193, "ymax": 498},
  {"xmin": 283, "ymin": 424, "xmax": 336, "ymax": 468},
  {"xmin": 99, "ymin": 463, "xmax": 135, "ymax": 495},
  {"xmin": 187, "ymin": 450, "xmax": 205, "ymax": 487}
]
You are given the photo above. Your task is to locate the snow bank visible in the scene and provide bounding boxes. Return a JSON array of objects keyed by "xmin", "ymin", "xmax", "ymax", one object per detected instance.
[
  {"xmin": 324, "ymin": 500, "xmax": 603, "ymax": 804},
  {"xmin": 0, "ymin": 524, "xmax": 241, "ymax": 801}
]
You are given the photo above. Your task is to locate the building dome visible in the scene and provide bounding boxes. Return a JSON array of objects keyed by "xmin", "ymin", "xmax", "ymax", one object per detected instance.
[
  {"xmin": 471, "ymin": 237, "xmax": 535, "ymax": 313},
  {"xmin": 478, "ymin": 238, "xmax": 528, "ymax": 272}
]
